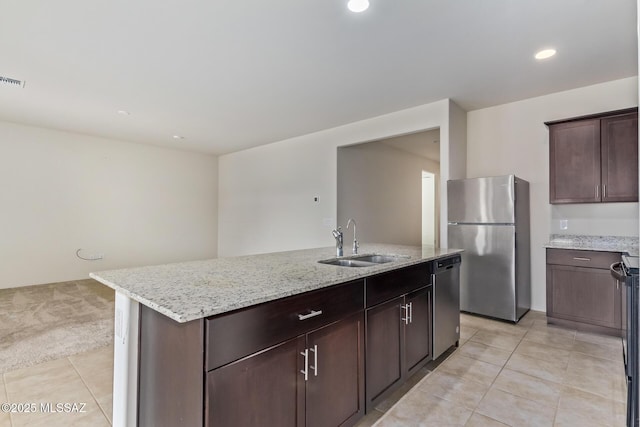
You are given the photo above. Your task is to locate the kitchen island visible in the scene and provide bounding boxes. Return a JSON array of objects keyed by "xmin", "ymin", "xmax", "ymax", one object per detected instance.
[{"xmin": 91, "ymin": 243, "xmax": 462, "ymax": 427}]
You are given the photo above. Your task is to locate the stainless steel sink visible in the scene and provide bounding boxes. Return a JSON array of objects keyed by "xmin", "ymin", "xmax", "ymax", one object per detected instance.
[
  {"xmin": 318, "ymin": 259, "xmax": 376, "ymax": 267},
  {"xmin": 318, "ymin": 254, "xmax": 409, "ymax": 267},
  {"xmin": 350, "ymin": 254, "xmax": 406, "ymax": 264}
]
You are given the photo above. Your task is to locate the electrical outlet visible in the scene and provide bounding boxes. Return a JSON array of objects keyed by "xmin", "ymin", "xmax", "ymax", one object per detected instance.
[
  {"xmin": 560, "ymin": 219, "xmax": 568, "ymax": 230},
  {"xmin": 322, "ymin": 218, "xmax": 334, "ymax": 228}
]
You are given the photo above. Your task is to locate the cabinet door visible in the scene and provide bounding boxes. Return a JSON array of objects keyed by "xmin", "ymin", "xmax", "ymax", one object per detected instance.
[
  {"xmin": 306, "ymin": 313, "xmax": 364, "ymax": 427},
  {"xmin": 365, "ymin": 297, "xmax": 403, "ymax": 411},
  {"xmin": 549, "ymin": 119, "xmax": 601, "ymax": 203},
  {"xmin": 206, "ymin": 336, "xmax": 305, "ymax": 427},
  {"xmin": 405, "ymin": 287, "xmax": 431, "ymax": 373},
  {"xmin": 547, "ymin": 265, "xmax": 621, "ymax": 329},
  {"xmin": 601, "ymin": 113, "xmax": 639, "ymax": 202}
]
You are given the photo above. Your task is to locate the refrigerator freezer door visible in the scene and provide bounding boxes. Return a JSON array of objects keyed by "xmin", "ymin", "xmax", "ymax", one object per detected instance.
[
  {"xmin": 448, "ymin": 175, "xmax": 515, "ymax": 224},
  {"xmin": 448, "ymin": 224, "xmax": 516, "ymax": 321}
]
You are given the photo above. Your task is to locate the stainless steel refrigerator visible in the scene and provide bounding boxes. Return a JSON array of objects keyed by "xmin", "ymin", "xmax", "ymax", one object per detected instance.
[{"xmin": 447, "ymin": 175, "xmax": 531, "ymax": 322}]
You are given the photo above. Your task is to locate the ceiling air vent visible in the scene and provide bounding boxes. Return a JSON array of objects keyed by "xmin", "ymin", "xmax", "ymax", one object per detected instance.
[{"xmin": 0, "ymin": 76, "xmax": 26, "ymax": 88}]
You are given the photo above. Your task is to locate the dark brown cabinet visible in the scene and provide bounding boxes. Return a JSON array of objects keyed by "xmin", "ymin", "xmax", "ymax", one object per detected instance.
[
  {"xmin": 206, "ymin": 313, "xmax": 364, "ymax": 427},
  {"xmin": 206, "ymin": 335, "xmax": 304, "ymax": 427},
  {"xmin": 205, "ymin": 280, "xmax": 365, "ymax": 427},
  {"xmin": 364, "ymin": 263, "xmax": 432, "ymax": 411},
  {"xmin": 365, "ymin": 296, "xmax": 402, "ymax": 408},
  {"xmin": 546, "ymin": 248, "xmax": 622, "ymax": 335},
  {"xmin": 601, "ymin": 113, "xmax": 639, "ymax": 202},
  {"xmin": 547, "ymin": 108, "xmax": 638, "ymax": 204},
  {"xmin": 135, "ymin": 260, "xmax": 444, "ymax": 426},
  {"xmin": 405, "ymin": 287, "xmax": 432, "ymax": 371},
  {"xmin": 305, "ymin": 314, "xmax": 364, "ymax": 427}
]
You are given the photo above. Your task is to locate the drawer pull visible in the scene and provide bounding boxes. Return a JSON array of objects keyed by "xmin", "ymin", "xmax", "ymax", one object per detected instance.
[
  {"xmin": 298, "ymin": 310, "xmax": 323, "ymax": 321},
  {"xmin": 572, "ymin": 257, "xmax": 591, "ymax": 261}
]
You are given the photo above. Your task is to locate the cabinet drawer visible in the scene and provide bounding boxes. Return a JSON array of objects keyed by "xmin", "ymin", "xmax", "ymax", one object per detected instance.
[
  {"xmin": 205, "ymin": 279, "xmax": 364, "ymax": 371},
  {"xmin": 546, "ymin": 248, "xmax": 620, "ymax": 269},
  {"xmin": 366, "ymin": 263, "xmax": 430, "ymax": 307}
]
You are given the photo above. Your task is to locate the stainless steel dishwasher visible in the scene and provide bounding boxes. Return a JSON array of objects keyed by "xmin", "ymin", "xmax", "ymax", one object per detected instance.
[{"xmin": 432, "ymin": 255, "xmax": 461, "ymax": 359}]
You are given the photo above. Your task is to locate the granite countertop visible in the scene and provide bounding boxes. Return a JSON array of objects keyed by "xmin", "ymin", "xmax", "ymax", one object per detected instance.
[
  {"xmin": 545, "ymin": 234, "xmax": 639, "ymax": 256},
  {"xmin": 90, "ymin": 244, "xmax": 463, "ymax": 323}
]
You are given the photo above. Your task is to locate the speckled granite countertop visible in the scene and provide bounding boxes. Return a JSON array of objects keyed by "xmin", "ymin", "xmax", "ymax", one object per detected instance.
[
  {"xmin": 545, "ymin": 234, "xmax": 639, "ymax": 256},
  {"xmin": 90, "ymin": 244, "xmax": 462, "ymax": 323}
]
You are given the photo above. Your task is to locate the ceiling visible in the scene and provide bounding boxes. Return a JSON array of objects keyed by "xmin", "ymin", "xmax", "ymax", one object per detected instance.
[{"xmin": 0, "ymin": 1, "xmax": 637, "ymax": 155}]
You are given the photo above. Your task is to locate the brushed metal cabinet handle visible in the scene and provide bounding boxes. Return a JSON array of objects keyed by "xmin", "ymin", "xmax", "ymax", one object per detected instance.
[
  {"xmin": 401, "ymin": 304, "xmax": 409, "ymax": 325},
  {"xmin": 408, "ymin": 302, "xmax": 413, "ymax": 324},
  {"xmin": 603, "ymin": 184, "xmax": 607, "ymax": 199},
  {"xmin": 595, "ymin": 185, "xmax": 599, "ymax": 199},
  {"xmin": 309, "ymin": 345, "xmax": 318, "ymax": 377},
  {"xmin": 300, "ymin": 349, "xmax": 309, "ymax": 381},
  {"xmin": 298, "ymin": 310, "xmax": 323, "ymax": 321},
  {"xmin": 572, "ymin": 257, "xmax": 591, "ymax": 261}
]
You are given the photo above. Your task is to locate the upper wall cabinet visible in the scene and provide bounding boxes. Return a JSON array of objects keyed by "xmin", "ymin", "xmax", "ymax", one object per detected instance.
[{"xmin": 547, "ymin": 108, "xmax": 638, "ymax": 204}]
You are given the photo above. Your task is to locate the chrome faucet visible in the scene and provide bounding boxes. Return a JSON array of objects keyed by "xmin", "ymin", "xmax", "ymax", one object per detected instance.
[
  {"xmin": 332, "ymin": 227, "xmax": 344, "ymax": 257},
  {"xmin": 346, "ymin": 218, "xmax": 359, "ymax": 254}
]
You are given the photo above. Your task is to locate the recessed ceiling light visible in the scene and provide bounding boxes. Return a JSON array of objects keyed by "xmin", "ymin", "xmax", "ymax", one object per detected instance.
[
  {"xmin": 347, "ymin": 0, "xmax": 369, "ymax": 13},
  {"xmin": 172, "ymin": 135, "xmax": 184, "ymax": 140},
  {"xmin": 117, "ymin": 110, "xmax": 130, "ymax": 116},
  {"xmin": 535, "ymin": 49, "xmax": 556, "ymax": 60}
]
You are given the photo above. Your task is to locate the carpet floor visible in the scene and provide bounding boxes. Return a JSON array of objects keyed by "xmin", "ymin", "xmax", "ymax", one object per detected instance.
[{"xmin": 0, "ymin": 279, "xmax": 114, "ymax": 374}]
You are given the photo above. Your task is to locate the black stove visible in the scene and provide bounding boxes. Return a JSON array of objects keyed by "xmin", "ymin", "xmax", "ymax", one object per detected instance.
[
  {"xmin": 624, "ymin": 255, "xmax": 640, "ymax": 274},
  {"xmin": 614, "ymin": 256, "xmax": 639, "ymax": 427}
]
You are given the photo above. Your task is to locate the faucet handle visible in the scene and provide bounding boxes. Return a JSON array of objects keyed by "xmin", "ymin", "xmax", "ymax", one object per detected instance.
[{"xmin": 332, "ymin": 227, "xmax": 343, "ymax": 240}]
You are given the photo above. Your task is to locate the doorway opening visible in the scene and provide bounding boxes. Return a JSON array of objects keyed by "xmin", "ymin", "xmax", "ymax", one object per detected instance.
[{"xmin": 337, "ymin": 128, "xmax": 441, "ymax": 246}]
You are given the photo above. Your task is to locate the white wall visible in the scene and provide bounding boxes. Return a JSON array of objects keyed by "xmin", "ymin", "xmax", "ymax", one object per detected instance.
[
  {"xmin": 467, "ymin": 76, "xmax": 639, "ymax": 312},
  {"xmin": 551, "ymin": 204, "xmax": 639, "ymax": 236},
  {"xmin": 0, "ymin": 121, "xmax": 218, "ymax": 289},
  {"xmin": 337, "ymin": 142, "xmax": 440, "ymax": 247},
  {"xmin": 441, "ymin": 100, "xmax": 468, "ymax": 247},
  {"xmin": 218, "ymin": 99, "xmax": 466, "ymax": 257}
]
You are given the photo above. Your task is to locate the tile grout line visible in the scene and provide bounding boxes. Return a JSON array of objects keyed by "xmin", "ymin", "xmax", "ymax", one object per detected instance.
[
  {"xmin": 370, "ymin": 350, "xmax": 461, "ymax": 426},
  {"xmin": 464, "ymin": 315, "xmax": 572, "ymax": 426},
  {"xmin": 490, "ymin": 324, "xmax": 622, "ymax": 424},
  {"xmin": 458, "ymin": 326, "xmax": 500, "ymax": 426},
  {"xmin": 67, "ymin": 356, "xmax": 111, "ymax": 425},
  {"xmin": 427, "ymin": 325, "xmax": 508, "ymax": 425},
  {"xmin": 516, "ymin": 329, "xmax": 627, "ymax": 410},
  {"xmin": 2, "ymin": 372, "xmax": 13, "ymax": 427},
  {"xmin": 553, "ymin": 333, "xmax": 575, "ymax": 426},
  {"xmin": 466, "ymin": 321, "xmax": 529, "ymax": 426},
  {"xmin": 434, "ymin": 314, "xmax": 553, "ymax": 424}
]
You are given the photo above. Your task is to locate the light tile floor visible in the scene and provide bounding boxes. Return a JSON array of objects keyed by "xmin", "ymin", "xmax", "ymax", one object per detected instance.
[
  {"xmin": 359, "ymin": 310, "xmax": 626, "ymax": 427},
  {"xmin": 0, "ymin": 310, "xmax": 626, "ymax": 427},
  {"xmin": 1, "ymin": 345, "xmax": 113, "ymax": 427}
]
